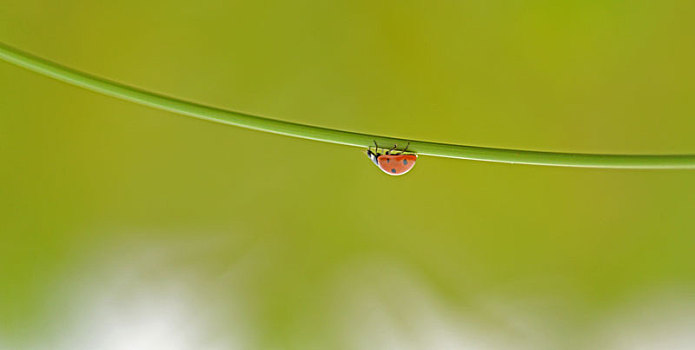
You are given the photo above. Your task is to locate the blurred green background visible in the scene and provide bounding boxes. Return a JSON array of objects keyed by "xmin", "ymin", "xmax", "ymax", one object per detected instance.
[{"xmin": 2, "ymin": 0, "xmax": 695, "ymax": 349}]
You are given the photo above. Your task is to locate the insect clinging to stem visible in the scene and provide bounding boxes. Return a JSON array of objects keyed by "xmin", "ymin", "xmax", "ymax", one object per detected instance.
[{"xmin": 366, "ymin": 141, "xmax": 417, "ymax": 176}]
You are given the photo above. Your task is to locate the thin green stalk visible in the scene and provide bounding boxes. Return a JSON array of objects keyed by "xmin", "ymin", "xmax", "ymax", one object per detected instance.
[{"xmin": 1, "ymin": 42, "xmax": 694, "ymax": 169}]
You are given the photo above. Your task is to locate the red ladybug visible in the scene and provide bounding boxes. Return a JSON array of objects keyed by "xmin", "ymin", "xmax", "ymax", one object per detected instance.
[{"xmin": 366, "ymin": 142, "xmax": 417, "ymax": 176}]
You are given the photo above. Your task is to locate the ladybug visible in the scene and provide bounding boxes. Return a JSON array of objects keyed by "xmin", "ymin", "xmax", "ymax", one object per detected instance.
[{"xmin": 366, "ymin": 142, "xmax": 417, "ymax": 176}]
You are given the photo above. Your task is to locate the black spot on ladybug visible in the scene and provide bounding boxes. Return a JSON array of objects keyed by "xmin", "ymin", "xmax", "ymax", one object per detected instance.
[
  {"xmin": 403, "ymin": 159, "xmax": 408, "ymax": 165},
  {"xmin": 386, "ymin": 158, "xmax": 390, "ymax": 163},
  {"xmin": 391, "ymin": 168, "xmax": 397, "ymax": 173}
]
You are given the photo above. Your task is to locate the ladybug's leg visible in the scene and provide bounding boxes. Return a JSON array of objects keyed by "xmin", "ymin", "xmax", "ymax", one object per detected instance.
[
  {"xmin": 403, "ymin": 142, "xmax": 410, "ymax": 153},
  {"xmin": 388, "ymin": 144, "xmax": 397, "ymax": 155}
]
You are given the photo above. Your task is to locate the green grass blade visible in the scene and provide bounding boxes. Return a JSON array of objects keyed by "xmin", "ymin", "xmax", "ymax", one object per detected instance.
[{"xmin": 2, "ymin": 42, "xmax": 694, "ymax": 169}]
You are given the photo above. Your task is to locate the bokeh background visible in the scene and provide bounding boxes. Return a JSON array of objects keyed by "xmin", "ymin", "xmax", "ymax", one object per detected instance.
[{"xmin": 2, "ymin": 1, "xmax": 695, "ymax": 349}]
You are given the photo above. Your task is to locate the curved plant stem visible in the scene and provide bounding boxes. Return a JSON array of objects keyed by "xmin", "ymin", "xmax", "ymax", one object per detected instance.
[{"xmin": 1, "ymin": 42, "xmax": 694, "ymax": 169}]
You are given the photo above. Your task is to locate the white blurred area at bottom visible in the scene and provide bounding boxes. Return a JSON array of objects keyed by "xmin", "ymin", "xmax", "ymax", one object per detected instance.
[
  {"xmin": 331, "ymin": 259, "xmax": 695, "ymax": 350},
  {"xmin": 60, "ymin": 284, "xmax": 233, "ymax": 350},
  {"xmin": 48, "ymin": 232, "xmax": 258, "ymax": 350},
  {"xmin": 592, "ymin": 291, "xmax": 695, "ymax": 350},
  {"xmin": 328, "ymin": 259, "xmax": 531, "ymax": 350},
  {"xmin": 17, "ymin": 235, "xmax": 695, "ymax": 350}
]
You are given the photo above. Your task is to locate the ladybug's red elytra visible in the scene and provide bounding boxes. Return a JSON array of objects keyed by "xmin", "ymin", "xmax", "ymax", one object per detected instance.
[{"xmin": 367, "ymin": 142, "xmax": 417, "ymax": 176}]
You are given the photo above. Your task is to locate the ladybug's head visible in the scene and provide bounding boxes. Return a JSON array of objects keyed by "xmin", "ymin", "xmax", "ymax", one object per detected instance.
[{"xmin": 366, "ymin": 149, "xmax": 380, "ymax": 165}]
